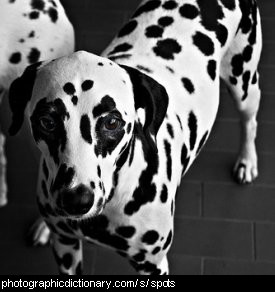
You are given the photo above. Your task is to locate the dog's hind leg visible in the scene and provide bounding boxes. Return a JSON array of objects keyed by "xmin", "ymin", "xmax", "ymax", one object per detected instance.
[
  {"xmin": 52, "ymin": 233, "xmax": 83, "ymax": 275},
  {"xmin": 221, "ymin": 3, "xmax": 262, "ymax": 184}
]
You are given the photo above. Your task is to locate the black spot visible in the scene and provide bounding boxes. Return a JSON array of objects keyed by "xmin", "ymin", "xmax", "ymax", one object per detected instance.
[
  {"xmin": 145, "ymin": 25, "xmax": 164, "ymax": 38},
  {"xmin": 124, "ymin": 124, "xmax": 159, "ymax": 215},
  {"xmin": 182, "ymin": 78, "xmax": 195, "ymax": 94},
  {"xmin": 216, "ymin": 23, "xmax": 228, "ymax": 46},
  {"xmin": 19, "ymin": 39, "xmax": 25, "ymax": 43},
  {"xmin": 207, "ymin": 60, "xmax": 217, "ymax": 81},
  {"xmin": 94, "ymin": 113, "xmax": 126, "ymax": 158},
  {"xmin": 196, "ymin": 0, "xmax": 224, "ymax": 32},
  {"xmin": 28, "ymin": 31, "xmax": 35, "ymax": 38},
  {"xmin": 28, "ymin": 48, "xmax": 40, "ymax": 64},
  {"xmin": 243, "ymin": 45, "xmax": 253, "ymax": 62},
  {"xmin": 108, "ymin": 43, "xmax": 133, "ymax": 56},
  {"xmin": 160, "ymin": 184, "xmax": 168, "ymax": 203},
  {"xmin": 93, "ymin": 95, "xmax": 116, "ymax": 118},
  {"xmin": 220, "ymin": 0, "xmax": 236, "ymax": 11},
  {"xmin": 71, "ymin": 96, "xmax": 78, "ymax": 105},
  {"xmin": 158, "ymin": 16, "xmax": 174, "ymax": 27},
  {"xmin": 31, "ymin": 0, "xmax": 45, "ymax": 11},
  {"xmin": 166, "ymin": 66, "xmax": 174, "ymax": 74},
  {"xmin": 48, "ymin": 7, "xmax": 58, "ymax": 23},
  {"xmin": 142, "ymin": 230, "xmax": 159, "ymax": 245},
  {"xmin": 193, "ymin": 31, "xmax": 215, "ymax": 56},
  {"xmin": 51, "ymin": 164, "xmax": 75, "ymax": 193},
  {"xmin": 116, "ymin": 226, "xmax": 136, "ymax": 238},
  {"xmin": 42, "ymin": 159, "xmax": 49, "ymax": 180},
  {"xmin": 238, "ymin": 0, "xmax": 254, "ymax": 35},
  {"xmin": 129, "ymin": 137, "xmax": 136, "ymax": 167},
  {"xmin": 153, "ymin": 38, "xmax": 182, "ymax": 60},
  {"xmin": 252, "ymin": 71, "xmax": 258, "ymax": 85},
  {"xmin": 162, "ymin": 0, "xmax": 178, "ymax": 10},
  {"xmin": 181, "ymin": 144, "xmax": 190, "ymax": 175},
  {"xmin": 188, "ymin": 111, "xmax": 198, "ymax": 151},
  {"xmin": 81, "ymin": 80, "xmax": 94, "ymax": 91},
  {"xmin": 133, "ymin": 0, "xmax": 161, "ymax": 18},
  {"xmin": 63, "ymin": 82, "xmax": 76, "ymax": 96},
  {"xmin": 176, "ymin": 115, "xmax": 183, "ymax": 130},
  {"xmin": 98, "ymin": 62, "xmax": 104, "ymax": 66},
  {"xmin": 29, "ymin": 11, "xmax": 40, "ymax": 19},
  {"xmin": 9, "ymin": 52, "xmax": 21, "ymax": 64},
  {"xmin": 132, "ymin": 250, "xmax": 146, "ymax": 262},
  {"xmin": 98, "ymin": 182, "xmax": 103, "ymax": 191},
  {"xmin": 248, "ymin": 2, "xmax": 258, "ymax": 45},
  {"xmin": 108, "ymin": 54, "xmax": 132, "ymax": 62},
  {"xmin": 167, "ymin": 123, "xmax": 174, "ymax": 139},
  {"xmin": 127, "ymin": 123, "xmax": 132, "ymax": 134},
  {"xmin": 97, "ymin": 197, "xmax": 104, "ymax": 209},
  {"xmin": 164, "ymin": 140, "xmax": 172, "ymax": 181},
  {"xmin": 196, "ymin": 131, "xmax": 209, "ymax": 155},
  {"xmin": 118, "ymin": 20, "xmax": 138, "ymax": 37},
  {"xmin": 97, "ymin": 166, "xmax": 101, "ymax": 178},
  {"xmin": 152, "ymin": 246, "xmax": 161, "ymax": 255},
  {"xmin": 242, "ymin": 71, "xmax": 251, "ymax": 101},
  {"xmin": 163, "ymin": 230, "xmax": 173, "ymax": 250},
  {"xmin": 136, "ymin": 65, "xmax": 153, "ymax": 74},
  {"xmin": 90, "ymin": 181, "xmax": 95, "ymax": 189},
  {"xmin": 231, "ymin": 54, "xmax": 244, "ymax": 77},
  {"xmin": 30, "ymin": 98, "xmax": 69, "ymax": 165},
  {"xmin": 80, "ymin": 115, "xmax": 93, "ymax": 144},
  {"xmin": 229, "ymin": 76, "xmax": 238, "ymax": 85},
  {"xmin": 179, "ymin": 4, "xmax": 199, "ymax": 19}
]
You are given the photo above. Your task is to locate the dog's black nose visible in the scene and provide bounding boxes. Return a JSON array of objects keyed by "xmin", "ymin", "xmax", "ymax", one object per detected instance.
[{"xmin": 59, "ymin": 184, "xmax": 94, "ymax": 216}]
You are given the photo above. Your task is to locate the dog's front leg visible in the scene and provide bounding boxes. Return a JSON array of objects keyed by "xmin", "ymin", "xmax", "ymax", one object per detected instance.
[
  {"xmin": 0, "ymin": 132, "xmax": 7, "ymax": 207},
  {"xmin": 52, "ymin": 233, "xmax": 83, "ymax": 275}
]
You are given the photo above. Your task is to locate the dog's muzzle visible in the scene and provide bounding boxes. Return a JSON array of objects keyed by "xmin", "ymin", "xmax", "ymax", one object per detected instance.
[{"xmin": 58, "ymin": 184, "xmax": 95, "ymax": 216}]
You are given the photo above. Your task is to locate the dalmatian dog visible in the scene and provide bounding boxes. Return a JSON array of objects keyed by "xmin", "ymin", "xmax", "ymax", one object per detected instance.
[
  {"xmin": 9, "ymin": 0, "xmax": 262, "ymax": 275},
  {"xmin": 0, "ymin": 0, "xmax": 75, "ymax": 207}
]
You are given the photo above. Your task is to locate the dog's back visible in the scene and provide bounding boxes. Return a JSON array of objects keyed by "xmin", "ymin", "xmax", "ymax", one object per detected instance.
[
  {"xmin": 103, "ymin": 0, "xmax": 262, "ymax": 176},
  {"xmin": 0, "ymin": 0, "xmax": 75, "ymax": 90}
]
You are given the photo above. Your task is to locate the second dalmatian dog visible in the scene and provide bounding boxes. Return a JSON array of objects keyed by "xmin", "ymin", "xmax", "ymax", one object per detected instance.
[
  {"xmin": 0, "ymin": 0, "xmax": 74, "ymax": 207},
  {"xmin": 9, "ymin": 0, "xmax": 262, "ymax": 275}
]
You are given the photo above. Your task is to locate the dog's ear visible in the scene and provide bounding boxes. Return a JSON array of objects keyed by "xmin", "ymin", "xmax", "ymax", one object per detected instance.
[
  {"xmin": 9, "ymin": 62, "xmax": 43, "ymax": 136},
  {"xmin": 121, "ymin": 65, "xmax": 169, "ymax": 152}
]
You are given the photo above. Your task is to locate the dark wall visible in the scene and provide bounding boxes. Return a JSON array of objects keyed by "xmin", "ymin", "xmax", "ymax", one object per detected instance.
[{"xmin": 0, "ymin": 0, "xmax": 275, "ymax": 275}]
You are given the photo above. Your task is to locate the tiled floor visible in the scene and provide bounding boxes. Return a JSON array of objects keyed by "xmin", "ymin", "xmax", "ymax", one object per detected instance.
[{"xmin": 0, "ymin": 0, "xmax": 274, "ymax": 275}]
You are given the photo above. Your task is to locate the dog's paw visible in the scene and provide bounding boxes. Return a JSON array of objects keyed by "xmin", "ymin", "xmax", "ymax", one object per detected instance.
[
  {"xmin": 0, "ymin": 180, "xmax": 7, "ymax": 207},
  {"xmin": 233, "ymin": 154, "xmax": 258, "ymax": 185},
  {"xmin": 27, "ymin": 217, "xmax": 51, "ymax": 246}
]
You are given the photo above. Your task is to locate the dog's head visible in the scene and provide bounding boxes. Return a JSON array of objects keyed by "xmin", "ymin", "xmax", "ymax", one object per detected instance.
[{"xmin": 9, "ymin": 51, "xmax": 168, "ymax": 220}]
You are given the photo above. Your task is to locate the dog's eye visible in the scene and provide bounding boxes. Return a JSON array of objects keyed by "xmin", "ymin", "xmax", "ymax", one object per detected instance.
[
  {"xmin": 39, "ymin": 116, "xmax": 56, "ymax": 132},
  {"xmin": 104, "ymin": 117, "xmax": 121, "ymax": 131}
]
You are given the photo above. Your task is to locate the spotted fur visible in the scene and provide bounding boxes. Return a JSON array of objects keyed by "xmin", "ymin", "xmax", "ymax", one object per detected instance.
[
  {"xmin": 0, "ymin": 0, "xmax": 75, "ymax": 207},
  {"xmin": 9, "ymin": 0, "xmax": 262, "ymax": 275}
]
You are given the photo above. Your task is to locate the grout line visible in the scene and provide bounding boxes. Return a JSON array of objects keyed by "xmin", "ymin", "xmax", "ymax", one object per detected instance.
[
  {"xmin": 200, "ymin": 182, "xmax": 204, "ymax": 218},
  {"xmin": 201, "ymin": 258, "xmax": 205, "ymax": 276},
  {"xmin": 252, "ymin": 222, "xmax": 257, "ymax": 262}
]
